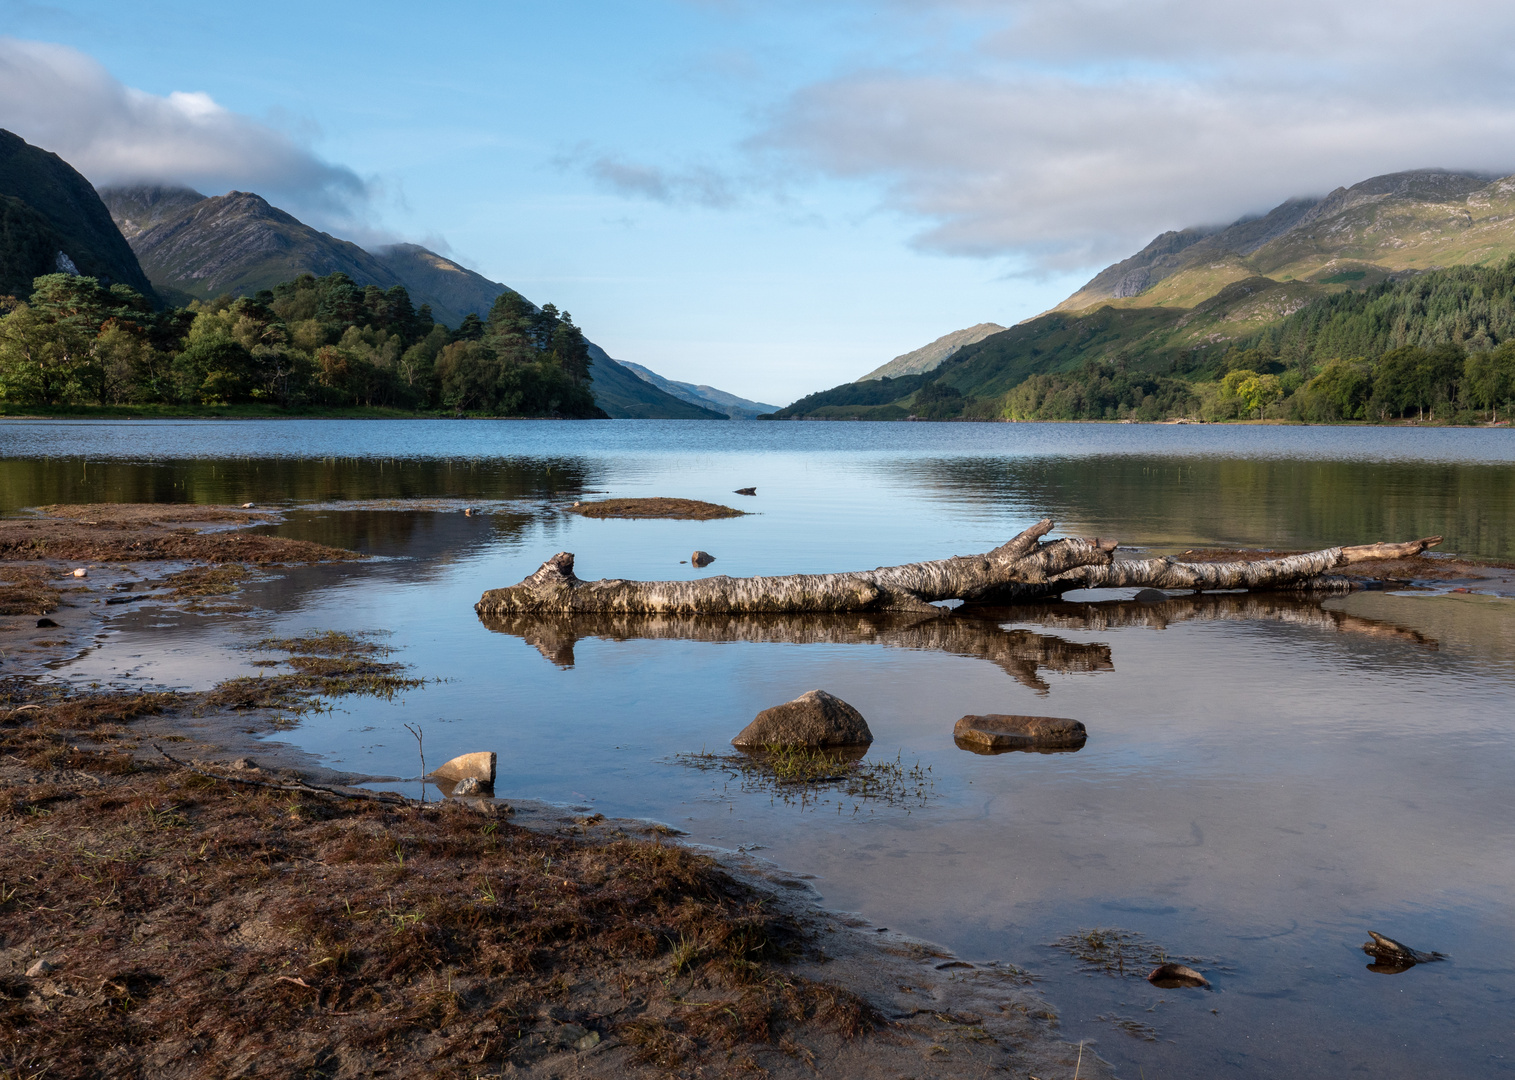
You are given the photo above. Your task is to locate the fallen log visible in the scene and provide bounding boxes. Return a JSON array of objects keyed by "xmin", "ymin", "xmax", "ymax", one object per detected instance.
[{"xmin": 474, "ymin": 518, "xmax": 1442, "ymax": 616}]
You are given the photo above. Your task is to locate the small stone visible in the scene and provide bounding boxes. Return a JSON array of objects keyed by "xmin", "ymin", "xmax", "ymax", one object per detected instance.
[
  {"xmin": 36, "ymin": 618, "xmax": 59, "ymax": 628},
  {"xmin": 72, "ymin": 568, "xmax": 87, "ymax": 578},
  {"xmin": 26, "ymin": 959, "xmax": 57, "ymax": 977},
  {"xmin": 734, "ymin": 487, "xmax": 757, "ymax": 496},
  {"xmin": 1148, "ymin": 962, "xmax": 1209, "ymax": 988},
  {"xmin": 732, "ymin": 690, "xmax": 873, "ymax": 749},
  {"xmin": 231, "ymin": 758, "xmax": 257, "ymax": 771},
  {"xmin": 953, "ymin": 714, "xmax": 1087, "ymax": 751},
  {"xmin": 241, "ymin": 502, "xmax": 256, "ymax": 509},
  {"xmin": 452, "ymin": 776, "xmax": 485, "ymax": 796},
  {"xmin": 1134, "ymin": 588, "xmax": 1169, "ymax": 603},
  {"xmin": 574, "ymin": 1030, "xmax": 601, "ymax": 1052},
  {"xmin": 691, "ymin": 550, "xmax": 716, "ymax": 568},
  {"xmin": 557, "ymin": 1023, "xmax": 589, "ymax": 1046}
]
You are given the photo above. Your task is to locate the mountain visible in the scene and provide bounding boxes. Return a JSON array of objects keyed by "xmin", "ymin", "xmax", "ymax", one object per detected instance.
[
  {"xmin": 98, "ymin": 184, "xmax": 723, "ymax": 419},
  {"xmin": 582, "ymin": 345, "xmax": 726, "ymax": 419},
  {"xmin": 857, "ymin": 323, "xmax": 1006, "ymax": 381},
  {"xmin": 775, "ymin": 167, "xmax": 1515, "ymax": 419},
  {"xmin": 618, "ymin": 361, "xmax": 778, "ymax": 419},
  {"xmin": 0, "ymin": 129, "xmax": 155, "ymax": 299},
  {"xmin": 367, "ymin": 243, "xmax": 509, "ymax": 330},
  {"xmin": 99, "ymin": 187, "xmax": 406, "ymax": 308},
  {"xmin": 1057, "ymin": 169, "xmax": 1495, "ymax": 314}
]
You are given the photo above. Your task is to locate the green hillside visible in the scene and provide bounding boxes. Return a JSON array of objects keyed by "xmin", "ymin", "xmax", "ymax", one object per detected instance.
[{"xmin": 0, "ymin": 130, "xmax": 155, "ymax": 300}]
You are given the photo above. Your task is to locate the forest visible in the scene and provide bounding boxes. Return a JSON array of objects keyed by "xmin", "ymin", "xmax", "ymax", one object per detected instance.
[{"xmin": 0, "ymin": 271, "xmax": 601, "ymax": 417}]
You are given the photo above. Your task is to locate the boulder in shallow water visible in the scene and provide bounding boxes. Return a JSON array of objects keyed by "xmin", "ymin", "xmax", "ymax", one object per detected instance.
[
  {"xmin": 430, "ymin": 751, "xmax": 496, "ymax": 784},
  {"xmin": 691, "ymin": 550, "xmax": 716, "ymax": 567},
  {"xmin": 732, "ymin": 690, "xmax": 873, "ymax": 749},
  {"xmin": 1134, "ymin": 588, "xmax": 1169, "ymax": 603},
  {"xmin": 953, "ymin": 714, "xmax": 1087, "ymax": 751}
]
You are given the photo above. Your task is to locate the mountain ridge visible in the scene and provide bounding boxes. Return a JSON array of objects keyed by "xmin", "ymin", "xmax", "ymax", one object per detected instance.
[
  {"xmin": 0, "ymin": 129, "xmax": 155, "ymax": 299},
  {"xmin": 96, "ymin": 183, "xmax": 729, "ymax": 419},
  {"xmin": 618, "ymin": 361, "xmax": 778, "ymax": 418}
]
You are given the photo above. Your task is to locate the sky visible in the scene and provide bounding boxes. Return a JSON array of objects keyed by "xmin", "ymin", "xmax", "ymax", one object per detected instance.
[{"xmin": 4, "ymin": 0, "xmax": 1515, "ymax": 404}]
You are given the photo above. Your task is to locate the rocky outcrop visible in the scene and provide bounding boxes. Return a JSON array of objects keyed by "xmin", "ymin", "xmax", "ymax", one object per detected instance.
[{"xmin": 732, "ymin": 690, "xmax": 873, "ymax": 749}]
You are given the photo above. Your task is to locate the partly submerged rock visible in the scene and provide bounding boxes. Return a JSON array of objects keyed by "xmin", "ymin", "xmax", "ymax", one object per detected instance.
[
  {"xmin": 1147, "ymin": 963, "xmax": 1209, "ymax": 988},
  {"xmin": 691, "ymin": 550, "xmax": 716, "ymax": 568},
  {"xmin": 953, "ymin": 714, "xmax": 1088, "ymax": 752},
  {"xmin": 1362, "ymin": 930, "xmax": 1445, "ymax": 969},
  {"xmin": 36, "ymin": 617, "xmax": 59, "ymax": 628},
  {"xmin": 451, "ymin": 776, "xmax": 487, "ymax": 797},
  {"xmin": 734, "ymin": 487, "xmax": 756, "ymax": 496},
  {"xmin": 1134, "ymin": 588, "xmax": 1169, "ymax": 603},
  {"xmin": 430, "ymin": 751, "xmax": 496, "ymax": 784},
  {"xmin": 732, "ymin": 690, "xmax": 873, "ymax": 749}
]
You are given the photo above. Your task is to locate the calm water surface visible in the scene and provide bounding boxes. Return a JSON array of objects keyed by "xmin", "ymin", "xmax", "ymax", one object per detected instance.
[{"xmin": 4, "ymin": 419, "xmax": 1513, "ymax": 1078}]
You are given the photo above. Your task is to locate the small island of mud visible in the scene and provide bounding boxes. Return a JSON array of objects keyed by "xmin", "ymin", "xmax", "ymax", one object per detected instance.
[{"xmin": 568, "ymin": 497, "xmax": 747, "ymax": 520}]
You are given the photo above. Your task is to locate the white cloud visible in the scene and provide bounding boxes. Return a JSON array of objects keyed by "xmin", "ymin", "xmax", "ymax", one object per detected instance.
[
  {"xmin": 752, "ymin": 0, "xmax": 1515, "ymax": 267},
  {"xmin": 0, "ymin": 36, "xmax": 368, "ymax": 222}
]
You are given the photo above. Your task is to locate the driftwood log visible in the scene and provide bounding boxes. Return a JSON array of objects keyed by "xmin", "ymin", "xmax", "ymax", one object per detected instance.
[{"xmin": 474, "ymin": 518, "xmax": 1443, "ymax": 616}]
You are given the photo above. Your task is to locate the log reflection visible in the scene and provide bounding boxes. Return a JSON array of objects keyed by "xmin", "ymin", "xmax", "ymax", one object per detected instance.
[
  {"xmin": 478, "ymin": 610, "xmax": 1114, "ymax": 694},
  {"xmin": 970, "ymin": 593, "xmax": 1439, "ymax": 649}
]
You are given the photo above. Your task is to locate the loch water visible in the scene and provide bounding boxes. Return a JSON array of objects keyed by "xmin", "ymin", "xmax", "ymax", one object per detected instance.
[{"xmin": 4, "ymin": 418, "xmax": 1514, "ymax": 1078}]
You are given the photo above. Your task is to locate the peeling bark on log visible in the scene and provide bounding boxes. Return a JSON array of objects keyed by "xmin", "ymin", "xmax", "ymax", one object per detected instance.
[{"xmin": 474, "ymin": 518, "xmax": 1443, "ymax": 616}]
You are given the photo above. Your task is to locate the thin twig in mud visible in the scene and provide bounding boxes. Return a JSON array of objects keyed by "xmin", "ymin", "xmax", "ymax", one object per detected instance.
[
  {"xmin": 153, "ymin": 745, "xmax": 413, "ymax": 806},
  {"xmin": 1075, "ymin": 1039, "xmax": 1084, "ymax": 1078},
  {"xmin": 404, "ymin": 722, "xmax": 426, "ymax": 807}
]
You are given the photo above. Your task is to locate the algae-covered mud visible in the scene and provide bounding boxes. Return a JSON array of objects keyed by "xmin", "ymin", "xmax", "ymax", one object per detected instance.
[{"xmin": 3, "ymin": 418, "xmax": 1514, "ymax": 1078}]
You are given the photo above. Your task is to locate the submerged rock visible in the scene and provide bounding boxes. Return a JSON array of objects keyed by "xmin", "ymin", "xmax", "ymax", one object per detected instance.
[
  {"xmin": 691, "ymin": 550, "xmax": 716, "ymax": 568},
  {"xmin": 953, "ymin": 714, "xmax": 1088, "ymax": 752},
  {"xmin": 732, "ymin": 690, "xmax": 873, "ymax": 749},
  {"xmin": 1147, "ymin": 963, "xmax": 1209, "ymax": 988},
  {"xmin": 36, "ymin": 618, "xmax": 59, "ymax": 628}
]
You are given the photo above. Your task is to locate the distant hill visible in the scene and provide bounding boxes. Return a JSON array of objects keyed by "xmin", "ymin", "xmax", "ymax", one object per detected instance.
[
  {"xmin": 1056, "ymin": 169, "xmax": 1498, "ymax": 314},
  {"xmin": 618, "ymin": 361, "xmax": 778, "ymax": 418},
  {"xmin": 0, "ymin": 129, "xmax": 155, "ymax": 299},
  {"xmin": 776, "ymin": 167, "xmax": 1515, "ymax": 419},
  {"xmin": 857, "ymin": 323, "xmax": 1006, "ymax": 381},
  {"xmin": 97, "ymin": 184, "xmax": 725, "ymax": 419}
]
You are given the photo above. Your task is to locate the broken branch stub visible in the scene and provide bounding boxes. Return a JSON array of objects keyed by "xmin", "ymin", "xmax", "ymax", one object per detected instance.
[{"xmin": 474, "ymin": 520, "xmax": 1443, "ymax": 616}]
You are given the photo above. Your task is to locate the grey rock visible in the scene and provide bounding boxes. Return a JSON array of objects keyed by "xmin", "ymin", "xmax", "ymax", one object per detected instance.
[
  {"xmin": 452, "ymin": 776, "xmax": 485, "ymax": 796},
  {"xmin": 734, "ymin": 487, "xmax": 756, "ymax": 496},
  {"xmin": 691, "ymin": 550, "xmax": 716, "ymax": 568},
  {"xmin": 36, "ymin": 618, "xmax": 59, "ymax": 628},
  {"xmin": 953, "ymin": 714, "xmax": 1088, "ymax": 751},
  {"xmin": 26, "ymin": 959, "xmax": 57, "ymax": 977},
  {"xmin": 732, "ymin": 690, "xmax": 873, "ymax": 749},
  {"xmin": 1133, "ymin": 588, "xmax": 1169, "ymax": 603}
]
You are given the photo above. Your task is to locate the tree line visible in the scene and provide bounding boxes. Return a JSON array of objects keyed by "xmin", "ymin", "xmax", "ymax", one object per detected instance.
[{"xmin": 0, "ymin": 271, "xmax": 600, "ymax": 416}]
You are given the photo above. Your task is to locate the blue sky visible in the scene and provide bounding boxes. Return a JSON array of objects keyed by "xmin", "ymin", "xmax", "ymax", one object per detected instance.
[{"xmin": 5, "ymin": 0, "xmax": 1515, "ymax": 403}]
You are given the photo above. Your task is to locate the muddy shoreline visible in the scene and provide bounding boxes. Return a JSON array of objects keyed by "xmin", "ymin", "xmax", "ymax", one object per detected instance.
[{"xmin": 2, "ymin": 504, "xmax": 1109, "ymax": 1079}]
